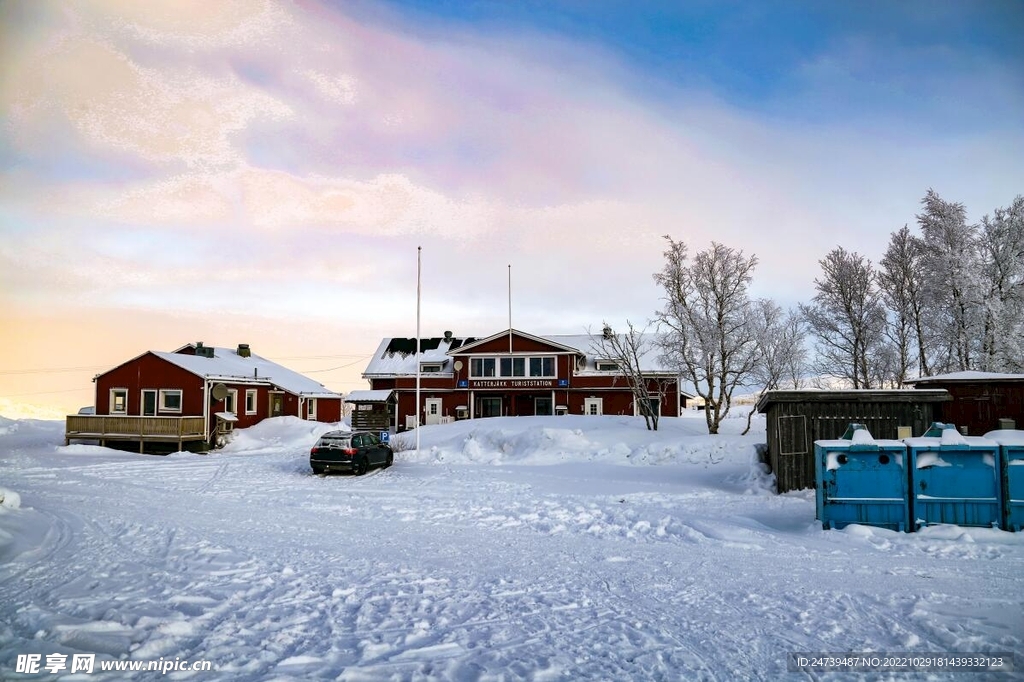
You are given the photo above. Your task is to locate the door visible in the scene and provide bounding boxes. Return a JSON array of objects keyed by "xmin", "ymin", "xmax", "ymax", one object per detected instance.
[
  {"xmin": 269, "ymin": 393, "xmax": 284, "ymax": 417},
  {"xmin": 142, "ymin": 390, "xmax": 157, "ymax": 417},
  {"xmin": 584, "ymin": 397, "xmax": 602, "ymax": 416},
  {"xmin": 534, "ymin": 396, "xmax": 553, "ymax": 416},
  {"xmin": 425, "ymin": 398, "xmax": 443, "ymax": 425},
  {"xmin": 478, "ymin": 397, "xmax": 503, "ymax": 418}
]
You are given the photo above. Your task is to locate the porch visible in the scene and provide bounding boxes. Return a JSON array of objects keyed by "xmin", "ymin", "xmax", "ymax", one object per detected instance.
[{"xmin": 65, "ymin": 415, "xmax": 207, "ymax": 453}]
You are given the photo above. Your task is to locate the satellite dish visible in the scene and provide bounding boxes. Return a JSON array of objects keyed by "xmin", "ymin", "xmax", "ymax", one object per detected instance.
[
  {"xmin": 211, "ymin": 383, "xmax": 229, "ymax": 401},
  {"xmin": 454, "ymin": 360, "xmax": 463, "ymax": 371}
]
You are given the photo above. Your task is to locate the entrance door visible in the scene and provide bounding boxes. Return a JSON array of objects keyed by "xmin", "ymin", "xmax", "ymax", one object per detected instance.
[
  {"xmin": 425, "ymin": 398, "xmax": 442, "ymax": 425},
  {"xmin": 584, "ymin": 397, "xmax": 602, "ymax": 416},
  {"xmin": 269, "ymin": 393, "xmax": 284, "ymax": 417},
  {"xmin": 142, "ymin": 390, "xmax": 157, "ymax": 416},
  {"xmin": 534, "ymin": 396, "xmax": 553, "ymax": 416},
  {"xmin": 478, "ymin": 397, "xmax": 503, "ymax": 418}
]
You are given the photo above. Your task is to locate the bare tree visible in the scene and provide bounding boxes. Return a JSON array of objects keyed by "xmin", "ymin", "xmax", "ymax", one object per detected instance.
[
  {"xmin": 742, "ymin": 299, "xmax": 807, "ymax": 434},
  {"xmin": 653, "ymin": 238, "xmax": 759, "ymax": 435},
  {"xmin": 877, "ymin": 226, "xmax": 923, "ymax": 384},
  {"xmin": 801, "ymin": 247, "xmax": 887, "ymax": 388},
  {"xmin": 589, "ymin": 321, "xmax": 665, "ymax": 430}
]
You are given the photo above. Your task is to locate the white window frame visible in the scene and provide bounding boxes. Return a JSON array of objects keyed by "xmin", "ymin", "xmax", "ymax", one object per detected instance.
[
  {"xmin": 420, "ymin": 363, "xmax": 443, "ymax": 373},
  {"xmin": 159, "ymin": 389, "xmax": 183, "ymax": 413},
  {"xmin": 595, "ymin": 361, "xmax": 619, "ymax": 372},
  {"xmin": 306, "ymin": 398, "xmax": 317, "ymax": 421},
  {"xmin": 110, "ymin": 388, "xmax": 128, "ymax": 414},
  {"xmin": 584, "ymin": 397, "xmax": 603, "ymax": 416},
  {"xmin": 528, "ymin": 356, "xmax": 556, "ymax": 378},
  {"xmin": 245, "ymin": 389, "xmax": 258, "ymax": 415},
  {"xmin": 224, "ymin": 389, "xmax": 238, "ymax": 415},
  {"xmin": 634, "ymin": 394, "xmax": 661, "ymax": 418},
  {"xmin": 469, "ymin": 357, "xmax": 496, "ymax": 378}
]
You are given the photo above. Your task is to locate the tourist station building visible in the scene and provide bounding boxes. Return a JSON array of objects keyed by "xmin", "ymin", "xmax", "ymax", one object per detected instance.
[{"xmin": 353, "ymin": 328, "xmax": 692, "ymax": 431}]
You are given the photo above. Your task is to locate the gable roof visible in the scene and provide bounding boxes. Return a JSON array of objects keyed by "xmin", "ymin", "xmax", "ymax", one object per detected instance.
[
  {"xmin": 150, "ymin": 345, "xmax": 341, "ymax": 398},
  {"xmin": 363, "ymin": 329, "xmax": 678, "ymax": 377}
]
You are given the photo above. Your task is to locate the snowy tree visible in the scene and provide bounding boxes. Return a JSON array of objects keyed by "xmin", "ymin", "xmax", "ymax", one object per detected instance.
[
  {"xmin": 978, "ymin": 195, "xmax": 1024, "ymax": 371},
  {"xmin": 742, "ymin": 299, "xmax": 807, "ymax": 434},
  {"xmin": 653, "ymin": 238, "xmax": 759, "ymax": 435},
  {"xmin": 801, "ymin": 247, "xmax": 887, "ymax": 388},
  {"xmin": 588, "ymin": 321, "xmax": 665, "ymax": 431},
  {"xmin": 915, "ymin": 189, "xmax": 983, "ymax": 372},
  {"xmin": 877, "ymin": 226, "xmax": 924, "ymax": 383}
]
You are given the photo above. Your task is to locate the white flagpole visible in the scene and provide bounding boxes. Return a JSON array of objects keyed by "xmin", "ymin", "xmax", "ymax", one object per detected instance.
[
  {"xmin": 416, "ymin": 246, "xmax": 422, "ymax": 455},
  {"xmin": 508, "ymin": 264, "xmax": 512, "ymax": 354}
]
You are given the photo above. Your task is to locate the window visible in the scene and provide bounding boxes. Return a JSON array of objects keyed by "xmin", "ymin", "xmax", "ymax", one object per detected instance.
[
  {"xmin": 529, "ymin": 357, "xmax": 555, "ymax": 377},
  {"xmin": 470, "ymin": 358, "xmax": 496, "ymax": 377},
  {"xmin": 224, "ymin": 389, "xmax": 238, "ymax": 414},
  {"xmin": 499, "ymin": 357, "xmax": 526, "ymax": 377},
  {"xmin": 159, "ymin": 389, "xmax": 182, "ymax": 413},
  {"xmin": 635, "ymin": 395, "xmax": 660, "ymax": 418},
  {"xmin": 306, "ymin": 398, "xmax": 317, "ymax": 420},
  {"xmin": 245, "ymin": 390, "xmax": 257, "ymax": 415},
  {"xmin": 596, "ymin": 361, "xmax": 619, "ymax": 372},
  {"xmin": 110, "ymin": 389, "xmax": 128, "ymax": 414},
  {"xmin": 420, "ymin": 363, "xmax": 443, "ymax": 373}
]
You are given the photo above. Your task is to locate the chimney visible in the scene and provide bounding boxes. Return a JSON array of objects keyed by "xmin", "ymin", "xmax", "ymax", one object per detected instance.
[
  {"xmin": 602, "ymin": 325, "xmax": 613, "ymax": 339},
  {"xmin": 443, "ymin": 330, "xmax": 453, "ymax": 342},
  {"xmin": 237, "ymin": 343, "xmax": 251, "ymax": 358}
]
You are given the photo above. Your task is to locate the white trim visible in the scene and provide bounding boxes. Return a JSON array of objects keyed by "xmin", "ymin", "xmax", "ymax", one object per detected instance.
[
  {"xmin": 225, "ymin": 388, "xmax": 238, "ymax": 415},
  {"xmin": 584, "ymin": 397, "xmax": 603, "ymax": 416},
  {"xmin": 245, "ymin": 389, "xmax": 258, "ymax": 415},
  {"xmin": 159, "ymin": 389, "xmax": 183, "ymax": 413},
  {"xmin": 109, "ymin": 388, "xmax": 128, "ymax": 414},
  {"xmin": 306, "ymin": 397, "xmax": 317, "ymax": 421}
]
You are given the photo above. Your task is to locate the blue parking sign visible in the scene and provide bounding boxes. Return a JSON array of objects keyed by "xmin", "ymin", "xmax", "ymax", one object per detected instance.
[{"xmin": 380, "ymin": 431, "xmax": 390, "ymax": 443}]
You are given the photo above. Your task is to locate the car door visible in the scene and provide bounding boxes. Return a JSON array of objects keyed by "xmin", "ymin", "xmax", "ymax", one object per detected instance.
[{"xmin": 366, "ymin": 432, "xmax": 384, "ymax": 465}]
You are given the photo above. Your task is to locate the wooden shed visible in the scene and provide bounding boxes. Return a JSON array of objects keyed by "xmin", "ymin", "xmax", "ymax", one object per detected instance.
[
  {"xmin": 755, "ymin": 390, "xmax": 951, "ymax": 493},
  {"xmin": 904, "ymin": 372, "xmax": 1024, "ymax": 436},
  {"xmin": 346, "ymin": 390, "xmax": 397, "ymax": 432}
]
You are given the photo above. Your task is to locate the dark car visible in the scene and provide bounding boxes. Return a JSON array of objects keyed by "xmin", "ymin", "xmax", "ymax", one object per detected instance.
[{"xmin": 310, "ymin": 430, "xmax": 393, "ymax": 475}]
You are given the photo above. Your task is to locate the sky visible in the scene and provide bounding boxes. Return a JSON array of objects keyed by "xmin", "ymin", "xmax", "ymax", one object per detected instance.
[{"xmin": 1, "ymin": 0, "xmax": 1022, "ymax": 418}]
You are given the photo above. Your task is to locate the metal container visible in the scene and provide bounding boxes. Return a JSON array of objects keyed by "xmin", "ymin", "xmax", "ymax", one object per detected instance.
[
  {"xmin": 814, "ymin": 424, "xmax": 911, "ymax": 531},
  {"xmin": 984, "ymin": 429, "xmax": 1024, "ymax": 532},
  {"xmin": 905, "ymin": 423, "xmax": 1002, "ymax": 530}
]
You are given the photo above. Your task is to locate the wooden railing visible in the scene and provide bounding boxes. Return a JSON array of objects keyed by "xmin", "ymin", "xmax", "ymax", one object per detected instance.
[{"xmin": 65, "ymin": 415, "xmax": 207, "ymax": 449}]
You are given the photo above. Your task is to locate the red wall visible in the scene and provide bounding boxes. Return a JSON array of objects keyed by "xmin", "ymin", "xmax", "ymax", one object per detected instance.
[{"xmin": 95, "ymin": 353, "xmax": 204, "ymax": 416}]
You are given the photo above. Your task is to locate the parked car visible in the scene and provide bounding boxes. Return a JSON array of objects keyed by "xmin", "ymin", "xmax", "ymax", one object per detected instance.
[{"xmin": 310, "ymin": 430, "xmax": 393, "ymax": 475}]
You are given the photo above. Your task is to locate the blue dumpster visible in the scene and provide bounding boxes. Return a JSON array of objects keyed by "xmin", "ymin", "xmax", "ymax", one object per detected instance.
[
  {"xmin": 905, "ymin": 423, "xmax": 1002, "ymax": 530},
  {"xmin": 985, "ymin": 430, "xmax": 1024, "ymax": 532},
  {"xmin": 815, "ymin": 424, "xmax": 910, "ymax": 531}
]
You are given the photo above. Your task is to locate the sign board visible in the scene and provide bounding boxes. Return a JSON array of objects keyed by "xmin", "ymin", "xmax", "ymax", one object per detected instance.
[{"xmin": 379, "ymin": 431, "xmax": 390, "ymax": 443}]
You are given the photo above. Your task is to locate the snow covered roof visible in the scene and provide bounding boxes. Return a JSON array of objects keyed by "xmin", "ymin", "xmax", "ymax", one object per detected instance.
[
  {"xmin": 151, "ymin": 346, "xmax": 342, "ymax": 398},
  {"xmin": 345, "ymin": 390, "xmax": 395, "ymax": 404},
  {"xmin": 362, "ymin": 331, "xmax": 677, "ymax": 377},
  {"xmin": 905, "ymin": 371, "xmax": 1024, "ymax": 384}
]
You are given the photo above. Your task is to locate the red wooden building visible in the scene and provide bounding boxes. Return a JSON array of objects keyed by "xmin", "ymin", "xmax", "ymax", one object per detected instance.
[
  {"xmin": 359, "ymin": 328, "xmax": 692, "ymax": 430},
  {"xmin": 905, "ymin": 371, "xmax": 1024, "ymax": 435},
  {"xmin": 66, "ymin": 342, "xmax": 343, "ymax": 451}
]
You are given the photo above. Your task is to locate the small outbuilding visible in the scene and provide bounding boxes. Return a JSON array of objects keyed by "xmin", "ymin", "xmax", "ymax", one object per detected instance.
[
  {"xmin": 345, "ymin": 390, "xmax": 397, "ymax": 432},
  {"xmin": 904, "ymin": 371, "xmax": 1024, "ymax": 435},
  {"xmin": 755, "ymin": 389, "xmax": 951, "ymax": 493}
]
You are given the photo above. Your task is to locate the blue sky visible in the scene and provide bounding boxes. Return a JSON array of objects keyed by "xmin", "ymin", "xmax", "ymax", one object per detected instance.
[{"xmin": 1, "ymin": 0, "xmax": 1021, "ymax": 417}]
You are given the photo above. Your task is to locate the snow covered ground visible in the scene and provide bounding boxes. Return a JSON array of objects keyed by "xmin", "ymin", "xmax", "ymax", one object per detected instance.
[{"xmin": 1, "ymin": 412, "xmax": 1021, "ymax": 680}]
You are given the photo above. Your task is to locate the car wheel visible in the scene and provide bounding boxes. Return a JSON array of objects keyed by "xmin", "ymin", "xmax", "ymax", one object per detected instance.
[
  {"xmin": 352, "ymin": 457, "xmax": 367, "ymax": 476},
  {"xmin": 383, "ymin": 451, "xmax": 393, "ymax": 469}
]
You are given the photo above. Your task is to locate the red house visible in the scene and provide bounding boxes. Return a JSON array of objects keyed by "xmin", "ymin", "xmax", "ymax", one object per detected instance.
[
  {"xmin": 358, "ymin": 328, "xmax": 692, "ymax": 431},
  {"xmin": 66, "ymin": 342, "xmax": 343, "ymax": 451}
]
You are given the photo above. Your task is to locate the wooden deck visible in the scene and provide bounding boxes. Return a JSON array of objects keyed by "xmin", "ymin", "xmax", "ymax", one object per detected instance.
[{"xmin": 65, "ymin": 415, "xmax": 207, "ymax": 452}]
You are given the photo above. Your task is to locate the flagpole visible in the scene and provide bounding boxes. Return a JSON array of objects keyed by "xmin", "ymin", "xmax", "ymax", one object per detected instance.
[
  {"xmin": 508, "ymin": 264, "xmax": 512, "ymax": 354},
  {"xmin": 416, "ymin": 246, "xmax": 422, "ymax": 455}
]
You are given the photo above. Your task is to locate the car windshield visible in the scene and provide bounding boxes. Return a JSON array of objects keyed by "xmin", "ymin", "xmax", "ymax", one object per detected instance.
[{"xmin": 318, "ymin": 437, "xmax": 351, "ymax": 447}]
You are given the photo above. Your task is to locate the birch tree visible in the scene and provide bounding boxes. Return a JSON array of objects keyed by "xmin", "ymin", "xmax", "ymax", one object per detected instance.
[
  {"xmin": 589, "ymin": 321, "xmax": 664, "ymax": 430},
  {"xmin": 877, "ymin": 226, "xmax": 924, "ymax": 384},
  {"xmin": 742, "ymin": 299, "xmax": 807, "ymax": 434},
  {"xmin": 654, "ymin": 238, "xmax": 759, "ymax": 435},
  {"xmin": 801, "ymin": 247, "xmax": 886, "ymax": 388},
  {"xmin": 978, "ymin": 195, "xmax": 1024, "ymax": 371}
]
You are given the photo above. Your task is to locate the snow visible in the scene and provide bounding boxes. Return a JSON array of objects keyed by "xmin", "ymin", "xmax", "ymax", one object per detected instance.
[
  {"xmin": 986, "ymin": 430, "xmax": 1024, "ymax": 446},
  {"xmin": 1, "ymin": 412, "xmax": 1022, "ymax": 680}
]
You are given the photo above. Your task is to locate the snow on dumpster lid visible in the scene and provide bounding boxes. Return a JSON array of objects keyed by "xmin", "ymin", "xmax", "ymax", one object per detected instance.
[{"xmin": 983, "ymin": 429, "xmax": 1024, "ymax": 445}]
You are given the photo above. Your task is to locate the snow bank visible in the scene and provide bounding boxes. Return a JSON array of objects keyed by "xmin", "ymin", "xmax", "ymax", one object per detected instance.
[{"xmin": 220, "ymin": 416, "xmax": 347, "ymax": 454}]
